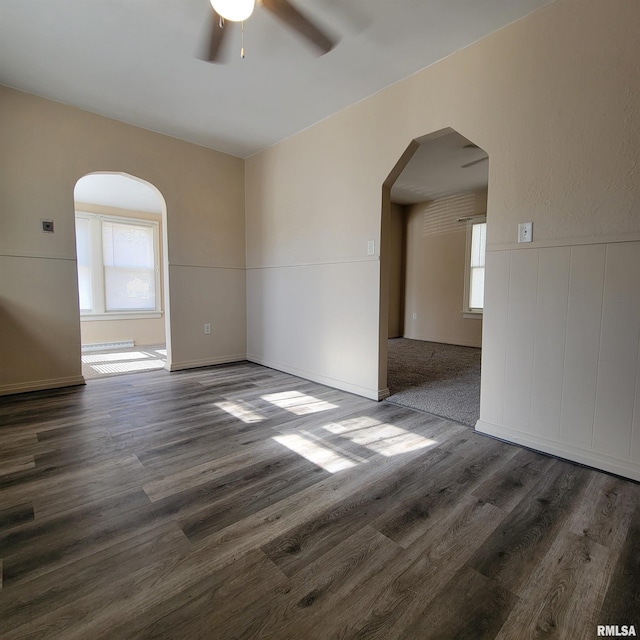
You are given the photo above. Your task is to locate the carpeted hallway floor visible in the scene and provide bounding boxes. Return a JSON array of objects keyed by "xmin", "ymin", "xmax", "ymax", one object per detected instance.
[{"xmin": 385, "ymin": 338, "xmax": 481, "ymax": 427}]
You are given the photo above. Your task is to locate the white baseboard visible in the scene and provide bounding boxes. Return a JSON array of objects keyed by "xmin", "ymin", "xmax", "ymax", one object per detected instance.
[
  {"xmin": 247, "ymin": 354, "xmax": 384, "ymax": 401},
  {"xmin": 0, "ymin": 375, "xmax": 86, "ymax": 397},
  {"xmin": 476, "ymin": 419, "xmax": 640, "ymax": 482},
  {"xmin": 168, "ymin": 354, "xmax": 246, "ymax": 372}
]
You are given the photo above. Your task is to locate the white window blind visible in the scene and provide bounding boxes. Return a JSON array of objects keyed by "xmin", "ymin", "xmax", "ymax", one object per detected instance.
[
  {"xmin": 469, "ymin": 222, "xmax": 487, "ymax": 310},
  {"xmin": 75, "ymin": 216, "xmax": 93, "ymax": 312},
  {"xmin": 102, "ymin": 221, "xmax": 156, "ymax": 311},
  {"xmin": 75, "ymin": 212, "xmax": 160, "ymax": 317}
]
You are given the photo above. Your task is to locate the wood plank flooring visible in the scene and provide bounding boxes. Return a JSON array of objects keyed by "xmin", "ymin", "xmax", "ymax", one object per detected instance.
[{"xmin": 1, "ymin": 362, "xmax": 639, "ymax": 639}]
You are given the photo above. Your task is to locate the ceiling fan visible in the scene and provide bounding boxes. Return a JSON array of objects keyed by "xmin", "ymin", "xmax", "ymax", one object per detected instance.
[{"xmin": 202, "ymin": 0, "xmax": 336, "ymax": 62}]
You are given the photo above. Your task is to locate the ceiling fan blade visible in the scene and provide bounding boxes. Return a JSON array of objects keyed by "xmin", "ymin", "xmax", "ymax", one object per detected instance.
[
  {"xmin": 461, "ymin": 156, "xmax": 488, "ymax": 169},
  {"xmin": 261, "ymin": 0, "xmax": 335, "ymax": 54},
  {"xmin": 201, "ymin": 8, "xmax": 228, "ymax": 62}
]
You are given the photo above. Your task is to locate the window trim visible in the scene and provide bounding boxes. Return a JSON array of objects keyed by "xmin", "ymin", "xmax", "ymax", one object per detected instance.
[
  {"xmin": 463, "ymin": 215, "xmax": 487, "ymax": 318},
  {"xmin": 75, "ymin": 211, "xmax": 162, "ymax": 318},
  {"xmin": 80, "ymin": 312, "xmax": 163, "ymax": 322}
]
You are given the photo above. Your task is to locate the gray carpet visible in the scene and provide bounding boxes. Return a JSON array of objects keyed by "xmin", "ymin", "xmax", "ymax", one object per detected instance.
[{"xmin": 385, "ymin": 338, "xmax": 481, "ymax": 427}]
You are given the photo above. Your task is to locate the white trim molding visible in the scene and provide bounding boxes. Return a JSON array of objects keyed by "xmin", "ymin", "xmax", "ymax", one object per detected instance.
[
  {"xmin": 80, "ymin": 312, "xmax": 163, "ymax": 322},
  {"xmin": 168, "ymin": 354, "xmax": 246, "ymax": 372},
  {"xmin": 487, "ymin": 231, "xmax": 640, "ymax": 253},
  {"xmin": 0, "ymin": 376, "xmax": 86, "ymax": 397},
  {"xmin": 476, "ymin": 420, "xmax": 640, "ymax": 483}
]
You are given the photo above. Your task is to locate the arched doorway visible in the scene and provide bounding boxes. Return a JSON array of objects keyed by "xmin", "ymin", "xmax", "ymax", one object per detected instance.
[
  {"xmin": 73, "ymin": 172, "xmax": 171, "ymax": 380},
  {"xmin": 379, "ymin": 128, "xmax": 489, "ymax": 426}
]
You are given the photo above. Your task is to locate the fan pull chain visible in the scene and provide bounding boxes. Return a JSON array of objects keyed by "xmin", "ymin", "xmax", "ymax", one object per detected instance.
[{"xmin": 241, "ymin": 20, "xmax": 245, "ymax": 58}]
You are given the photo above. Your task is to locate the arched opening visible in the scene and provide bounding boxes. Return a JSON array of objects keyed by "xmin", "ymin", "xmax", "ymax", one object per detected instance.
[
  {"xmin": 379, "ymin": 128, "xmax": 489, "ymax": 426},
  {"xmin": 73, "ymin": 172, "xmax": 171, "ymax": 380}
]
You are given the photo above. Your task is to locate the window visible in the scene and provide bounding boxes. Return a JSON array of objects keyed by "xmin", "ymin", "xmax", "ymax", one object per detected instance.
[
  {"xmin": 463, "ymin": 217, "xmax": 487, "ymax": 316},
  {"xmin": 75, "ymin": 212, "xmax": 161, "ymax": 319}
]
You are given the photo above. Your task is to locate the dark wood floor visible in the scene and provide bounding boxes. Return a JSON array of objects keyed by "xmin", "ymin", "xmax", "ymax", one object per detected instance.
[{"xmin": 1, "ymin": 363, "xmax": 639, "ymax": 639}]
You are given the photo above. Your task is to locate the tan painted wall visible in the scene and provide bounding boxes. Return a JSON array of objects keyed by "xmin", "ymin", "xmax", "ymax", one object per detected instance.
[
  {"xmin": 80, "ymin": 318, "xmax": 166, "ymax": 348},
  {"xmin": 0, "ymin": 86, "xmax": 246, "ymax": 394},
  {"xmin": 245, "ymin": 0, "xmax": 640, "ymax": 479},
  {"xmin": 3, "ymin": 0, "xmax": 640, "ymax": 481},
  {"xmin": 74, "ymin": 202, "xmax": 166, "ymax": 347},
  {"xmin": 387, "ymin": 203, "xmax": 405, "ymax": 338},
  {"xmin": 403, "ymin": 192, "xmax": 485, "ymax": 348}
]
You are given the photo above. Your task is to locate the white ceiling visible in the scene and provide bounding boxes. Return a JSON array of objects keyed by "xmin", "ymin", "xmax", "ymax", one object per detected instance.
[
  {"xmin": 74, "ymin": 173, "xmax": 164, "ymax": 214},
  {"xmin": 0, "ymin": 0, "xmax": 553, "ymax": 159},
  {"xmin": 391, "ymin": 130, "xmax": 488, "ymax": 205}
]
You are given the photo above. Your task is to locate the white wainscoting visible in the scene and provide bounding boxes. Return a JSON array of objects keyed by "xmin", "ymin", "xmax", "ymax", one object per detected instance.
[
  {"xmin": 246, "ymin": 260, "xmax": 383, "ymax": 401},
  {"xmin": 478, "ymin": 240, "xmax": 640, "ymax": 480}
]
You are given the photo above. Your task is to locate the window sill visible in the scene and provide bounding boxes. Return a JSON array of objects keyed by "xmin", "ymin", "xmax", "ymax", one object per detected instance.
[
  {"xmin": 463, "ymin": 312, "xmax": 483, "ymax": 319},
  {"xmin": 80, "ymin": 312, "xmax": 163, "ymax": 322}
]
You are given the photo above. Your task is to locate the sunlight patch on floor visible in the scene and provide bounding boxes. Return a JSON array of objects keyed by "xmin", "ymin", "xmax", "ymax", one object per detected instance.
[
  {"xmin": 90, "ymin": 360, "xmax": 166, "ymax": 374},
  {"xmin": 262, "ymin": 391, "xmax": 338, "ymax": 415},
  {"xmin": 215, "ymin": 400, "xmax": 265, "ymax": 424},
  {"xmin": 82, "ymin": 351, "xmax": 151, "ymax": 363},
  {"xmin": 324, "ymin": 416, "xmax": 437, "ymax": 457},
  {"xmin": 272, "ymin": 414, "xmax": 437, "ymax": 472},
  {"xmin": 273, "ymin": 434, "xmax": 357, "ymax": 473}
]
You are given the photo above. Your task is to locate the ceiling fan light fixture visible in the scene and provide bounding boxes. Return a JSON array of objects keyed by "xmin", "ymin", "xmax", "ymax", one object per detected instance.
[{"xmin": 211, "ymin": 0, "xmax": 255, "ymax": 22}]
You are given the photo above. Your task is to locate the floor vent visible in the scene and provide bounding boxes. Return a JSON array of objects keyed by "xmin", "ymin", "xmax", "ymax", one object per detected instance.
[{"xmin": 81, "ymin": 341, "xmax": 135, "ymax": 353}]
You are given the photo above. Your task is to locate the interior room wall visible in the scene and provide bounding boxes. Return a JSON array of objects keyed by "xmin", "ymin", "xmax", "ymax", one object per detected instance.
[
  {"xmin": 245, "ymin": 0, "xmax": 640, "ymax": 479},
  {"xmin": 403, "ymin": 191, "xmax": 485, "ymax": 348},
  {"xmin": 2, "ymin": 0, "xmax": 639, "ymax": 481},
  {"xmin": 0, "ymin": 86, "xmax": 246, "ymax": 394},
  {"xmin": 74, "ymin": 202, "xmax": 166, "ymax": 347},
  {"xmin": 387, "ymin": 202, "xmax": 405, "ymax": 338}
]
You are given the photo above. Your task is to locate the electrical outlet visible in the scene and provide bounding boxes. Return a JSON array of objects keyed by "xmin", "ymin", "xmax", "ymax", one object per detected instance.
[
  {"xmin": 367, "ymin": 240, "xmax": 375, "ymax": 256},
  {"xmin": 518, "ymin": 222, "xmax": 533, "ymax": 243},
  {"xmin": 42, "ymin": 219, "xmax": 54, "ymax": 233},
  {"xmin": 204, "ymin": 323, "xmax": 211, "ymax": 335}
]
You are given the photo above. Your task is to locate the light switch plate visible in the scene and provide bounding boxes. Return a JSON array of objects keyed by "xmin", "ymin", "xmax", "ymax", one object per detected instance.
[
  {"xmin": 367, "ymin": 240, "xmax": 375, "ymax": 256},
  {"xmin": 518, "ymin": 222, "xmax": 533, "ymax": 243}
]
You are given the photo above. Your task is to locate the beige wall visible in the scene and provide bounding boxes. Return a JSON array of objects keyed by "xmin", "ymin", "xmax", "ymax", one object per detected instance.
[
  {"xmin": 0, "ymin": 86, "xmax": 246, "ymax": 394},
  {"xmin": 387, "ymin": 202, "xmax": 405, "ymax": 338},
  {"xmin": 403, "ymin": 192, "xmax": 485, "ymax": 348},
  {"xmin": 3, "ymin": 0, "xmax": 640, "ymax": 481},
  {"xmin": 245, "ymin": 0, "xmax": 640, "ymax": 479},
  {"xmin": 74, "ymin": 202, "xmax": 166, "ymax": 347},
  {"xmin": 80, "ymin": 318, "xmax": 166, "ymax": 348}
]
